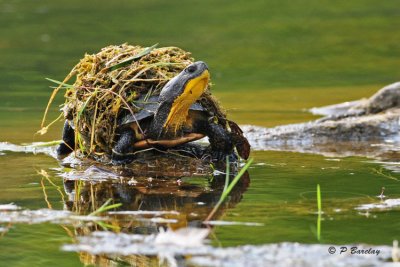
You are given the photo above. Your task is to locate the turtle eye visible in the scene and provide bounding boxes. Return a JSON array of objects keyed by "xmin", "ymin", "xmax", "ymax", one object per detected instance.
[{"xmin": 186, "ymin": 65, "xmax": 197, "ymax": 73}]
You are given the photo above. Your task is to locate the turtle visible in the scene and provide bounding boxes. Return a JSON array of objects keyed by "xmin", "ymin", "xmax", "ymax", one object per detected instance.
[{"xmin": 57, "ymin": 61, "xmax": 250, "ymax": 163}]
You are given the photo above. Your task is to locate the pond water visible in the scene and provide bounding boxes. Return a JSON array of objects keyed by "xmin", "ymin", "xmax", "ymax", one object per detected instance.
[
  {"xmin": 1, "ymin": 0, "xmax": 400, "ymax": 266},
  {"xmin": 2, "ymin": 84, "xmax": 400, "ymax": 266}
]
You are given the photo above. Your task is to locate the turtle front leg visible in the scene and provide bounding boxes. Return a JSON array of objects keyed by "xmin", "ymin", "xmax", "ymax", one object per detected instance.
[
  {"xmin": 111, "ymin": 128, "xmax": 135, "ymax": 164},
  {"xmin": 202, "ymin": 122, "xmax": 236, "ymax": 162},
  {"xmin": 57, "ymin": 120, "xmax": 75, "ymax": 158}
]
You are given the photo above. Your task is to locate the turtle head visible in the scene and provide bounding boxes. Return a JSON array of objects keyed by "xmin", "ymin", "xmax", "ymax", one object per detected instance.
[{"xmin": 151, "ymin": 61, "xmax": 210, "ymax": 137}]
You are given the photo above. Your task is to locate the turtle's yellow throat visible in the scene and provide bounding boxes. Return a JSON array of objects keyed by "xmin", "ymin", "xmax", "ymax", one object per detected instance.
[{"xmin": 163, "ymin": 70, "xmax": 210, "ymax": 133}]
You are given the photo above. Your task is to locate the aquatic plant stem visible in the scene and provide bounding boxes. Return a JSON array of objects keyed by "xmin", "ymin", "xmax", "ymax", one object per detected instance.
[
  {"xmin": 223, "ymin": 157, "xmax": 230, "ymax": 192},
  {"xmin": 89, "ymin": 198, "xmax": 122, "ymax": 216},
  {"xmin": 24, "ymin": 140, "xmax": 63, "ymax": 147},
  {"xmin": 74, "ymin": 180, "xmax": 83, "ymax": 213},
  {"xmin": 36, "ymin": 169, "xmax": 66, "ymax": 203},
  {"xmin": 40, "ymin": 177, "xmax": 52, "ymax": 209},
  {"xmin": 36, "ymin": 112, "xmax": 64, "ymax": 136},
  {"xmin": 41, "ymin": 69, "xmax": 76, "ymax": 128},
  {"xmin": 317, "ymin": 184, "xmax": 322, "ymax": 241},
  {"xmin": 204, "ymin": 158, "xmax": 253, "ymax": 222}
]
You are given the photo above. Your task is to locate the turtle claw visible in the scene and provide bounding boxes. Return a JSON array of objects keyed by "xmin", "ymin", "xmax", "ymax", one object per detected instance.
[{"xmin": 227, "ymin": 120, "xmax": 250, "ymax": 160}]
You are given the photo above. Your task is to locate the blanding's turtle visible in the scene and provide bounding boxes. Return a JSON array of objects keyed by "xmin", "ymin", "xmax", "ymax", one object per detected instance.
[{"xmin": 57, "ymin": 61, "xmax": 250, "ymax": 163}]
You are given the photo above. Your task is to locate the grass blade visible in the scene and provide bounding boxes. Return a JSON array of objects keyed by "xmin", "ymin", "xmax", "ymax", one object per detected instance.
[
  {"xmin": 96, "ymin": 221, "xmax": 120, "ymax": 231},
  {"xmin": 41, "ymin": 69, "xmax": 76, "ymax": 128},
  {"xmin": 45, "ymin": 78, "xmax": 74, "ymax": 88},
  {"xmin": 221, "ymin": 158, "xmax": 253, "ymax": 201},
  {"xmin": 89, "ymin": 198, "xmax": 122, "ymax": 216},
  {"xmin": 317, "ymin": 184, "xmax": 322, "ymax": 212},
  {"xmin": 107, "ymin": 43, "xmax": 158, "ymax": 72},
  {"xmin": 78, "ymin": 89, "xmax": 97, "ymax": 118},
  {"xmin": 204, "ymin": 158, "xmax": 253, "ymax": 222},
  {"xmin": 23, "ymin": 140, "xmax": 63, "ymax": 147},
  {"xmin": 317, "ymin": 184, "xmax": 322, "ymax": 241},
  {"xmin": 223, "ymin": 157, "xmax": 230, "ymax": 192}
]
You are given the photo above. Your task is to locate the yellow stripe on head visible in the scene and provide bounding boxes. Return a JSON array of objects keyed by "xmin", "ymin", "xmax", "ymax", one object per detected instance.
[{"xmin": 163, "ymin": 69, "xmax": 210, "ymax": 132}]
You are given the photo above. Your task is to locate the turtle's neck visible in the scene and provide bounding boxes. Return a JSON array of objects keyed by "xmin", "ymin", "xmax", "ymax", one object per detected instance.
[{"xmin": 147, "ymin": 101, "xmax": 174, "ymax": 139}]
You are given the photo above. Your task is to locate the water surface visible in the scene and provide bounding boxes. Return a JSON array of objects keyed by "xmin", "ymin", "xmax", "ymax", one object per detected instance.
[{"xmin": 1, "ymin": 0, "xmax": 400, "ymax": 266}]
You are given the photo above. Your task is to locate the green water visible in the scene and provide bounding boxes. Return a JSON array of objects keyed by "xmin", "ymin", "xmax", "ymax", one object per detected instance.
[{"xmin": 1, "ymin": 0, "xmax": 400, "ymax": 266}]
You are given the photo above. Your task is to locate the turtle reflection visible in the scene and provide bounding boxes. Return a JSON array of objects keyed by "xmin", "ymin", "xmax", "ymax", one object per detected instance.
[
  {"xmin": 63, "ymin": 169, "xmax": 249, "ymax": 229},
  {"xmin": 62, "ymin": 166, "xmax": 249, "ymax": 266}
]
